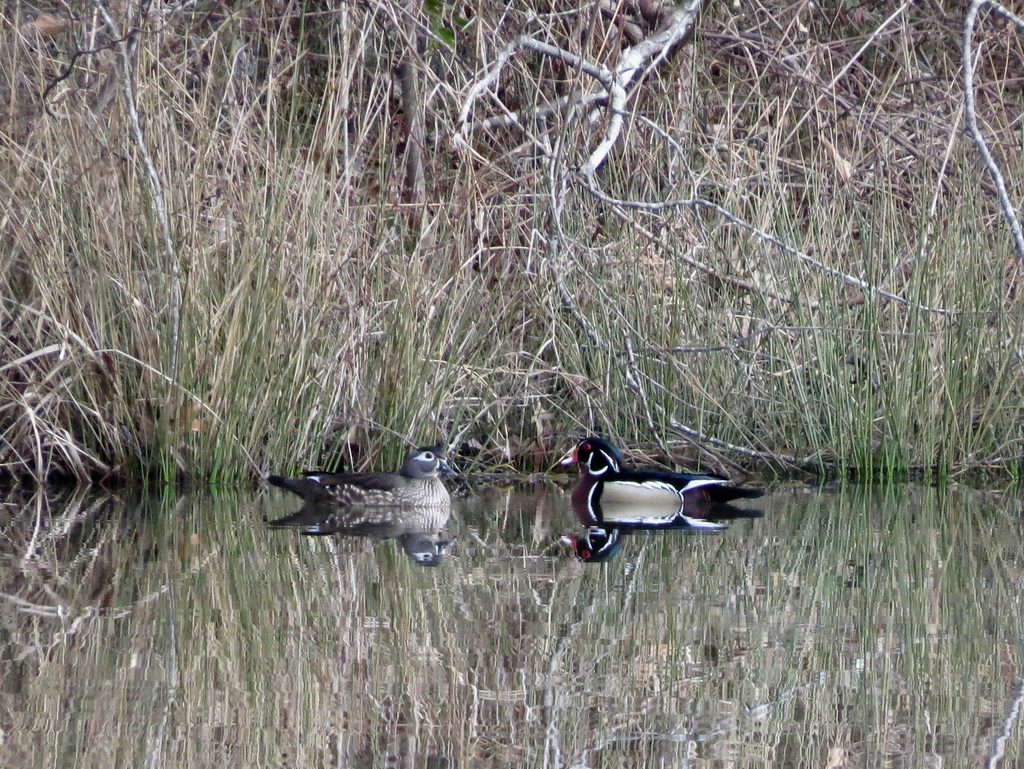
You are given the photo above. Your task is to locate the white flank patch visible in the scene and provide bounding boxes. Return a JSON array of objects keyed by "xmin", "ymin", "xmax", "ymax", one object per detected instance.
[
  {"xmin": 680, "ymin": 477, "xmax": 726, "ymax": 491},
  {"xmin": 600, "ymin": 481, "xmax": 683, "ymax": 524}
]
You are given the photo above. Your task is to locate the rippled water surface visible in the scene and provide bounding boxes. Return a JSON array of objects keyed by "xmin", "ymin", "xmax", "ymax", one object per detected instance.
[{"xmin": 2, "ymin": 482, "xmax": 1023, "ymax": 767}]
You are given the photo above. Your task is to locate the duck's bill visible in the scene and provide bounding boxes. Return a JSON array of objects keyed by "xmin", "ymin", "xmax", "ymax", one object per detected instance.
[{"xmin": 558, "ymin": 446, "xmax": 579, "ymax": 467}]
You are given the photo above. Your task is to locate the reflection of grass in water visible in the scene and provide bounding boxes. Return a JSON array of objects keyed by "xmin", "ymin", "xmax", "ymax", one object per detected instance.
[{"xmin": 2, "ymin": 485, "xmax": 1022, "ymax": 766}]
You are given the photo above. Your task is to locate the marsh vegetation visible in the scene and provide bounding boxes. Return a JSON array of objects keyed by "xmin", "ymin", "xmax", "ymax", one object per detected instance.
[{"xmin": 2, "ymin": 1, "xmax": 1023, "ymax": 484}]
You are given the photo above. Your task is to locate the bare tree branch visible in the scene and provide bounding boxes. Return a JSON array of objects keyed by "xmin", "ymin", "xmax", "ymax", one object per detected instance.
[
  {"xmin": 92, "ymin": 1, "xmax": 182, "ymax": 380},
  {"xmin": 580, "ymin": 0, "xmax": 701, "ymax": 178},
  {"xmin": 963, "ymin": 0, "xmax": 1024, "ymax": 264}
]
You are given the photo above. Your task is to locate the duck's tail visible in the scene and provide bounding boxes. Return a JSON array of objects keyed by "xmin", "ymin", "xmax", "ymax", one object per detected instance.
[{"xmin": 267, "ymin": 474, "xmax": 332, "ymax": 502}]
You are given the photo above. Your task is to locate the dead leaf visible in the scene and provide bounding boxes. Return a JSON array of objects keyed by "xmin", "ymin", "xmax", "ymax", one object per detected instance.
[
  {"xmin": 821, "ymin": 135, "xmax": 854, "ymax": 181},
  {"xmin": 21, "ymin": 13, "xmax": 67, "ymax": 39}
]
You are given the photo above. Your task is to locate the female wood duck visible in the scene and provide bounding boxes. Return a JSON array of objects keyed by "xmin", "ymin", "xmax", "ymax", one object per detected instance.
[
  {"xmin": 267, "ymin": 444, "xmax": 457, "ymax": 509},
  {"xmin": 267, "ymin": 445, "xmax": 457, "ymax": 566},
  {"xmin": 561, "ymin": 437, "xmax": 764, "ymax": 529}
]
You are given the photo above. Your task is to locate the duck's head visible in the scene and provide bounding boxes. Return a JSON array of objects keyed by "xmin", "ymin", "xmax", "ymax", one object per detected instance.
[
  {"xmin": 398, "ymin": 533, "xmax": 457, "ymax": 566},
  {"xmin": 560, "ymin": 437, "xmax": 623, "ymax": 476},
  {"xmin": 402, "ymin": 444, "xmax": 459, "ymax": 479}
]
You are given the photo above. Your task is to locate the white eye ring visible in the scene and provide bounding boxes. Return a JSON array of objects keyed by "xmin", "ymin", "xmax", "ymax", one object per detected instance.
[{"xmin": 422, "ymin": 452, "xmax": 435, "ymax": 460}]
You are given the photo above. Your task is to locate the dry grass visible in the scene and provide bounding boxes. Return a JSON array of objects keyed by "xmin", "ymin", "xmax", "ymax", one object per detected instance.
[{"xmin": 1, "ymin": 1, "xmax": 1023, "ymax": 484}]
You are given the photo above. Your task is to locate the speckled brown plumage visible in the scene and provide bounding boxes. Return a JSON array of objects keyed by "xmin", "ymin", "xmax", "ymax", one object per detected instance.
[{"xmin": 267, "ymin": 444, "xmax": 457, "ymax": 511}]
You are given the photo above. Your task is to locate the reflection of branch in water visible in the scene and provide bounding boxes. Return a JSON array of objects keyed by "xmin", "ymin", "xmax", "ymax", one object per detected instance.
[
  {"xmin": 2, "ymin": 488, "xmax": 220, "ymax": 661},
  {"xmin": 988, "ymin": 642, "xmax": 1024, "ymax": 769},
  {"xmin": 147, "ymin": 588, "xmax": 178, "ymax": 769}
]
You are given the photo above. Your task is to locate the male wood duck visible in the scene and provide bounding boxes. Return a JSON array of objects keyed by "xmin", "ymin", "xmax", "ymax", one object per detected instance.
[
  {"xmin": 267, "ymin": 444, "xmax": 457, "ymax": 509},
  {"xmin": 561, "ymin": 437, "xmax": 764, "ymax": 529}
]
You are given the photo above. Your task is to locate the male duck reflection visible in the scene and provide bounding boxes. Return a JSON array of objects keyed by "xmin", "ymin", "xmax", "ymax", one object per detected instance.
[
  {"xmin": 266, "ymin": 444, "xmax": 458, "ymax": 566},
  {"xmin": 561, "ymin": 526, "xmax": 625, "ymax": 563},
  {"xmin": 560, "ymin": 437, "xmax": 764, "ymax": 562}
]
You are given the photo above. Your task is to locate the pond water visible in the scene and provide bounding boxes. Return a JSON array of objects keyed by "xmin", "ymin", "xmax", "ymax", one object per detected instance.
[{"xmin": 1, "ymin": 482, "xmax": 1023, "ymax": 768}]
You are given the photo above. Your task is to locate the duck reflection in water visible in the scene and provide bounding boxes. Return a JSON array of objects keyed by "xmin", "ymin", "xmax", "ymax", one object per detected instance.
[
  {"xmin": 267, "ymin": 445, "xmax": 457, "ymax": 567},
  {"xmin": 267, "ymin": 502, "xmax": 456, "ymax": 566},
  {"xmin": 561, "ymin": 497, "xmax": 764, "ymax": 563}
]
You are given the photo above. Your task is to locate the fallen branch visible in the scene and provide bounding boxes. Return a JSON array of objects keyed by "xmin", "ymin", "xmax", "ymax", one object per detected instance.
[
  {"xmin": 668, "ymin": 417, "xmax": 780, "ymax": 463},
  {"xmin": 454, "ymin": 0, "xmax": 702, "ymax": 178}
]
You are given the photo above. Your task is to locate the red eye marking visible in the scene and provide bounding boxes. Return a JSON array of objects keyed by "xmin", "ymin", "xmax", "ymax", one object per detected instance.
[
  {"xmin": 581, "ymin": 549, "xmax": 591, "ymax": 559},
  {"xmin": 581, "ymin": 442, "xmax": 591, "ymax": 451}
]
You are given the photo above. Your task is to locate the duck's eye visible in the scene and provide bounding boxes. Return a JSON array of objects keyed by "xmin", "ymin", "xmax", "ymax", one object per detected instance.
[
  {"xmin": 580, "ymin": 549, "xmax": 591, "ymax": 559},
  {"xmin": 581, "ymin": 442, "xmax": 591, "ymax": 452},
  {"xmin": 422, "ymin": 452, "xmax": 435, "ymax": 460}
]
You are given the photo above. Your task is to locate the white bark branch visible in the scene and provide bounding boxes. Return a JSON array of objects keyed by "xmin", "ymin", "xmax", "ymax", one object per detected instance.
[
  {"xmin": 963, "ymin": 0, "xmax": 1024, "ymax": 264},
  {"xmin": 92, "ymin": 1, "xmax": 182, "ymax": 379},
  {"xmin": 581, "ymin": 0, "xmax": 701, "ymax": 178},
  {"xmin": 454, "ymin": 0, "xmax": 702, "ymax": 179}
]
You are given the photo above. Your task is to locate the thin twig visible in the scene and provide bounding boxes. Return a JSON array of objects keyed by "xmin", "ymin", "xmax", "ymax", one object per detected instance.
[
  {"xmin": 778, "ymin": 1, "xmax": 915, "ymax": 152},
  {"xmin": 705, "ymin": 29, "xmax": 931, "ymax": 168},
  {"xmin": 582, "ymin": 177, "xmax": 955, "ymax": 314},
  {"xmin": 599, "ymin": 185, "xmax": 797, "ymax": 304}
]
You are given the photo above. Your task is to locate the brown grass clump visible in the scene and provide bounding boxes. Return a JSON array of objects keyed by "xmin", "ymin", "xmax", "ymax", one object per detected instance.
[{"xmin": 1, "ymin": 1, "xmax": 1023, "ymax": 484}]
